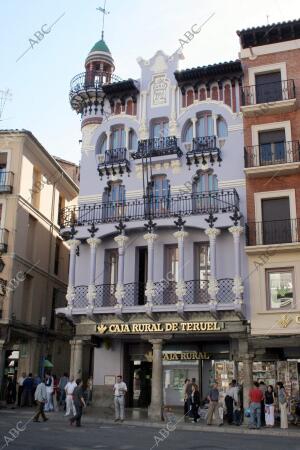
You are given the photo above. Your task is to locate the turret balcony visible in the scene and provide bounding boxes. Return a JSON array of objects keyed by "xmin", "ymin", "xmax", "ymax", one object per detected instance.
[
  {"xmin": 97, "ymin": 148, "xmax": 131, "ymax": 179},
  {"xmin": 186, "ymin": 136, "xmax": 222, "ymax": 168},
  {"xmin": 130, "ymin": 136, "xmax": 182, "ymax": 160}
]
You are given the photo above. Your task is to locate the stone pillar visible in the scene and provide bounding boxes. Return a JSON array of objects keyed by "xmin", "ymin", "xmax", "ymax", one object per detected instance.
[
  {"xmin": 139, "ymin": 91, "xmax": 148, "ymax": 139},
  {"xmin": 69, "ymin": 340, "xmax": 75, "ymax": 378},
  {"xmin": 0, "ymin": 339, "xmax": 6, "ymax": 388},
  {"xmin": 143, "ymin": 232, "xmax": 158, "ymax": 305},
  {"xmin": 66, "ymin": 239, "xmax": 80, "ymax": 309},
  {"xmin": 148, "ymin": 339, "xmax": 163, "ymax": 421},
  {"xmin": 173, "ymin": 230, "xmax": 188, "ymax": 304},
  {"xmin": 212, "ymin": 113, "xmax": 218, "ymax": 136},
  {"xmin": 191, "ymin": 117, "xmax": 197, "ymax": 139},
  {"xmin": 72, "ymin": 340, "xmax": 83, "ymax": 379},
  {"xmin": 243, "ymin": 353, "xmax": 254, "ymax": 408},
  {"xmin": 86, "ymin": 237, "xmax": 101, "ymax": 309},
  {"xmin": 229, "ymin": 225, "xmax": 244, "ymax": 304},
  {"xmin": 169, "ymin": 86, "xmax": 177, "ymax": 135},
  {"xmin": 106, "ymin": 131, "xmax": 111, "ymax": 151},
  {"xmin": 114, "ymin": 234, "xmax": 129, "ymax": 306},
  {"xmin": 124, "ymin": 126, "xmax": 130, "ymax": 149},
  {"xmin": 204, "ymin": 228, "xmax": 220, "ymax": 304}
]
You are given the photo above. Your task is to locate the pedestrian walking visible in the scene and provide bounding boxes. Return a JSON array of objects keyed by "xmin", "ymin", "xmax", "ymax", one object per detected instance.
[
  {"xmin": 259, "ymin": 380, "xmax": 267, "ymax": 426},
  {"xmin": 276, "ymin": 382, "xmax": 288, "ymax": 429},
  {"xmin": 206, "ymin": 382, "xmax": 222, "ymax": 426},
  {"xmin": 265, "ymin": 385, "xmax": 275, "ymax": 427},
  {"xmin": 226, "ymin": 380, "xmax": 240, "ymax": 425},
  {"xmin": 70, "ymin": 379, "xmax": 86, "ymax": 427},
  {"xmin": 44, "ymin": 373, "xmax": 54, "ymax": 412},
  {"xmin": 191, "ymin": 384, "xmax": 200, "ymax": 423},
  {"xmin": 33, "ymin": 379, "xmax": 49, "ymax": 423},
  {"xmin": 183, "ymin": 378, "xmax": 191, "ymax": 418},
  {"xmin": 249, "ymin": 381, "xmax": 264, "ymax": 429},
  {"xmin": 113, "ymin": 375, "xmax": 127, "ymax": 423},
  {"xmin": 52, "ymin": 375, "xmax": 59, "ymax": 411},
  {"xmin": 65, "ymin": 376, "xmax": 77, "ymax": 416},
  {"xmin": 21, "ymin": 373, "xmax": 34, "ymax": 407},
  {"xmin": 58, "ymin": 373, "xmax": 68, "ymax": 410},
  {"xmin": 86, "ymin": 376, "xmax": 93, "ymax": 405},
  {"xmin": 17, "ymin": 372, "xmax": 26, "ymax": 407}
]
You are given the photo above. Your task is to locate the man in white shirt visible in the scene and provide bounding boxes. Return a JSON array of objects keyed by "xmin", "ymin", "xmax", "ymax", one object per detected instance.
[
  {"xmin": 17, "ymin": 372, "xmax": 26, "ymax": 407},
  {"xmin": 113, "ymin": 375, "xmax": 127, "ymax": 422},
  {"xmin": 33, "ymin": 379, "xmax": 48, "ymax": 422},
  {"xmin": 64, "ymin": 376, "xmax": 76, "ymax": 416}
]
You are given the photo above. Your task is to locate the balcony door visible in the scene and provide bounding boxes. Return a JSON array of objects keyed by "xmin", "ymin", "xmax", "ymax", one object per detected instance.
[
  {"xmin": 262, "ymin": 197, "xmax": 291, "ymax": 244},
  {"xmin": 104, "ymin": 249, "xmax": 118, "ymax": 305},
  {"xmin": 164, "ymin": 245, "xmax": 178, "ymax": 304},
  {"xmin": 192, "ymin": 172, "xmax": 218, "ymax": 213},
  {"xmin": 111, "ymin": 126, "xmax": 125, "ymax": 149},
  {"xmin": 103, "ymin": 182, "xmax": 126, "ymax": 221},
  {"xmin": 0, "ymin": 153, "xmax": 7, "ymax": 187},
  {"xmin": 197, "ymin": 113, "xmax": 213, "ymax": 138},
  {"xmin": 152, "ymin": 120, "xmax": 169, "ymax": 139},
  {"xmin": 258, "ymin": 129, "xmax": 285, "ymax": 165},
  {"xmin": 193, "ymin": 244, "xmax": 210, "ymax": 303},
  {"xmin": 137, "ymin": 247, "xmax": 148, "ymax": 305},
  {"xmin": 255, "ymin": 71, "xmax": 282, "ymax": 103},
  {"xmin": 147, "ymin": 175, "xmax": 170, "ymax": 216}
]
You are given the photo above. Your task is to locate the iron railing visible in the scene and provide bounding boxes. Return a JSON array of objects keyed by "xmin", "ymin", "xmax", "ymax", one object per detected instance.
[
  {"xmin": 99, "ymin": 148, "xmax": 128, "ymax": 165},
  {"xmin": 71, "ymin": 278, "xmax": 235, "ymax": 308},
  {"xmin": 0, "ymin": 228, "xmax": 8, "ymax": 253},
  {"xmin": 70, "ymin": 71, "xmax": 122, "ymax": 95},
  {"xmin": 0, "ymin": 171, "xmax": 14, "ymax": 193},
  {"xmin": 59, "ymin": 189, "xmax": 239, "ymax": 228},
  {"xmin": 242, "ymin": 79, "xmax": 295, "ymax": 106},
  {"xmin": 131, "ymin": 136, "xmax": 182, "ymax": 159},
  {"xmin": 244, "ymin": 141, "xmax": 300, "ymax": 168},
  {"xmin": 245, "ymin": 219, "xmax": 300, "ymax": 246},
  {"xmin": 192, "ymin": 136, "xmax": 218, "ymax": 152}
]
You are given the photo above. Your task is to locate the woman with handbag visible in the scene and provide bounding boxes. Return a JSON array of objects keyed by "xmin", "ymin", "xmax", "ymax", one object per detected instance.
[
  {"xmin": 191, "ymin": 384, "xmax": 200, "ymax": 423},
  {"xmin": 276, "ymin": 382, "xmax": 288, "ymax": 429},
  {"xmin": 265, "ymin": 385, "xmax": 275, "ymax": 427}
]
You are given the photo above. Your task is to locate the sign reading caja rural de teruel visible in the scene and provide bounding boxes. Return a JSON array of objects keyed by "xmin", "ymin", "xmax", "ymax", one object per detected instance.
[{"xmin": 96, "ymin": 321, "xmax": 223, "ymax": 335}]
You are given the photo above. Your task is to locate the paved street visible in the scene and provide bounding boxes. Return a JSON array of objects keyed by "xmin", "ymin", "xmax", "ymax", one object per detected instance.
[{"xmin": 0, "ymin": 412, "xmax": 299, "ymax": 450}]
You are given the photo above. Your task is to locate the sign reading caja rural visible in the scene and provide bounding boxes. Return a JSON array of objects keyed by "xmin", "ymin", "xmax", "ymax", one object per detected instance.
[{"xmin": 96, "ymin": 321, "xmax": 223, "ymax": 335}]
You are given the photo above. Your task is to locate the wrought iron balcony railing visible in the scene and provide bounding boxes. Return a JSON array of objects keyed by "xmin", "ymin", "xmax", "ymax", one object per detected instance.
[
  {"xmin": 59, "ymin": 189, "xmax": 239, "ymax": 228},
  {"xmin": 192, "ymin": 136, "xmax": 219, "ymax": 152},
  {"xmin": 97, "ymin": 148, "xmax": 131, "ymax": 179},
  {"xmin": 70, "ymin": 71, "xmax": 122, "ymax": 96},
  {"xmin": 241, "ymin": 79, "xmax": 295, "ymax": 106},
  {"xmin": 0, "ymin": 228, "xmax": 9, "ymax": 253},
  {"xmin": 0, "ymin": 171, "xmax": 14, "ymax": 193},
  {"xmin": 131, "ymin": 136, "xmax": 182, "ymax": 159},
  {"xmin": 245, "ymin": 218, "xmax": 300, "ymax": 246},
  {"xmin": 186, "ymin": 136, "xmax": 222, "ymax": 167},
  {"xmin": 244, "ymin": 141, "xmax": 300, "ymax": 168},
  {"xmin": 71, "ymin": 278, "xmax": 235, "ymax": 308}
]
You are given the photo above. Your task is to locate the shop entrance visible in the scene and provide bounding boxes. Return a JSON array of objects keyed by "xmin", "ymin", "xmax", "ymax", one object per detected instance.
[{"xmin": 128, "ymin": 360, "xmax": 152, "ymax": 407}]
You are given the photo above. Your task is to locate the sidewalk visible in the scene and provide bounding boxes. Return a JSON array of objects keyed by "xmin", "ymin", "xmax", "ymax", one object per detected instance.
[{"xmin": 1, "ymin": 405, "xmax": 300, "ymax": 438}]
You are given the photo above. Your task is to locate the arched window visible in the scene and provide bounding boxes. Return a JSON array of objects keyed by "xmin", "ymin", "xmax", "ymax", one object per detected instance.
[
  {"xmin": 126, "ymin": 99, "xmax": 133, "ymax": 115},
  {"xmin": 115, "ymin": 102, "xmax": 122, "ymax": 115},
  {"xmin": 211, "ymin": 86, "xmax": 218, "ymax": 101},
  {"xmin": 129, "ymin": 129, "xmax": 138, "ymax": 150},
  {"xmin": 183, "ymin": 121, "xmax": 193, "ymax": 142},
  {"xmin": 186, "ymin": 89, "xmax": 194, "ymax": 106},
  {"xmin": 111, "ymin": 126, "xmax": 125, "ymax": 149},
  {"xmin": 97, "ymin": 133, "xmax": 107, "ymax": 154},
  {"xmin": 217, "ymin": 117, "xmax": 228, "ymax": 138},
  {"xmin": 197, "ymin": 113, "xmax": 213, "ymax": 137},
  {"xmin": 193, "ymin": 172, "xmax": 218, "ymax": 193},
  {"xmin": 151, "ymin": 119, "xmax": 169, "ymax": 138}
]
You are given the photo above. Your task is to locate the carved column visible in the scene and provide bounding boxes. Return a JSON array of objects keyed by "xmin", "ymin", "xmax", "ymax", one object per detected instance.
[
  {"xmin": 229, "ymin": 225, "xmax": 244, "ymax": 304},
  {"xmin": 212, "ymin": 114, "xmax": 218, "ymax": 136},
  {"xmin": 66, "ymin": 239, "xmax": 80, "ymax": 309},
  {"xmin": 86, "ymin": 237, "xmax": 101, "ymax": 309},
  {"xmin": 71, "ymin": 340, "xmax": 83, "ymax": 379},
  {"xmin": 139, "ymin": 91, "xmax": 148, "ymax": 139},
  {"xmin": 243, "ymin": 353, "xmax": 254, "ymax": 407},
  {"xmin": 114, "ymin": 234, "xmax": 129, "ymax": 306},
  {"xmin": 204, "ymin": 228, "xmax": 220, "ymax": 304},
  {"xmin": 169, "ymin": 86, "xmax": 177, "ymax": 135},
  {"xmin": 124, "ymin": 126, "xmax": 130, "ymax": 149},
  {"xmin": 106, "ymin": 130, "xmax": 111, "ymax": 151},
  {"xmin": 144, "ymin": 232, "xmax": 158, "ymax": 305},
  {"xmin": 191, "ymin": 117, "xmax": 197, "ymax": 139},
  {"xmin": 148, "ymin": 339, "xmax": 163, "ymax": 421},
  {"xmin": 173, "ymin": 230, "xmax": 188, "ymax": 304}
]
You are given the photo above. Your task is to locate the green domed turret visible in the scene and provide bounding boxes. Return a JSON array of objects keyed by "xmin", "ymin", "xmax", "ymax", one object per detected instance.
[{"xmin": 89, "ymin": 39, "xmax": 111, "ymax": 54}]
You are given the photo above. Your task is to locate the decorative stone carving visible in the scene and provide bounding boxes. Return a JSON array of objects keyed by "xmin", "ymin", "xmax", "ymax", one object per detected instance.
[
  {"xmin": 233, "ymin": 276, "xmax": 244, "ymax": 302},
  {"xmin": 229, "ymin": 226, "xmax": 244, "ymax": 238},
  {"xmin": 171, "ymin": 160, "xmax": 181, "ymax": 174},
  {"xmin": 87, "ymin": 237, "xmax": 101, "ymax": 248},
  {"xmin": 151, "ymin": 74, "xmax": 170, "ymax": 107},
  {"xmin": 175, "ymin": 280, "xmax": 187, "ymax": 299},
  {"xmin": 86, "ymin": 284, "xmax": 96, "ymax": 306},
  {"xmin": 114, "ymin": 235, "xmax": 129, "ymax": 248},
  {"xmin": 114, "ymin": 283, "xmax": 125, "ymax": 302},
  {"xmin": 145, "ymin": 280, "xmax": 156, "ymax": 304},
  {"xmin": 173, "ymin": 230, "xmax": 189, "ymax": 241},
  {"xmin": 66, "ymin": 285, "xmax": 75, "ymax": 307},
  {"xmin": 67, "ymin": 239, "xmax": 81, "ymax": 249},
  {"xmin": 143, "ymin": 233, "xmax": 158, "ymax": 244},
  {"xmin": 208, "ymin": 276, "xmax": 219, "ymax": 301},
  {"xmin": 205, "ymin": 228, "xmax": 221, "ymax": 240}
]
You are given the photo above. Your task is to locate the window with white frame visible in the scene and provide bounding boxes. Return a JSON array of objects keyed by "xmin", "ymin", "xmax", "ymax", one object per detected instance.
[{"xmin": 266, "ymin": 268, "xmax": 294, "ymax": 309}]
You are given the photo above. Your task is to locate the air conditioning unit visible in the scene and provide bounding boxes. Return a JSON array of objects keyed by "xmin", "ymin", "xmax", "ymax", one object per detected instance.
[{"xmin": 97, "ymin": 154, "xmax": 105, "ymax": 164}]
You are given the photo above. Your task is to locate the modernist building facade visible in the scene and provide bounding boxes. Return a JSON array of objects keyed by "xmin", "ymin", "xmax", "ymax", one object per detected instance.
[
  {"xmin": 239, "ymin": 19, "xmax": 300, "ymax": 397},
  {"xmin": 0, "ymin": 130, "xmax": 78, "ymax": 392},
  {"xmin": 58, "ymin": 34, "xmax": 253, "ymax": 417}
]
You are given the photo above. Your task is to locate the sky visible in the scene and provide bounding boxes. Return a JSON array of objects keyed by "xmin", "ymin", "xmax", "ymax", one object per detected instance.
[{"xmin": 0, "ymin": 0, "xmax": 299, "ymax": 165}]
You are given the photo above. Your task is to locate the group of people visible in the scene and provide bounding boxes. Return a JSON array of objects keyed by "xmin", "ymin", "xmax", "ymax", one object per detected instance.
[
  {"xmin": 184, "ymin": 378, "xmax": 242, "ymax": 425},
  {"xmin": 249, "ymin": 380, "xmax": 289, "ymax": 429}
]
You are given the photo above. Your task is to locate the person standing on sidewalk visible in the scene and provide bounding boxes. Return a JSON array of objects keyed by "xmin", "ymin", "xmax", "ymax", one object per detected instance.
[
  {"xmin": 17, "ymin": 372, "xmax": 26, "ymax": 407},
  {"xmin": 265, "ymin": 385, "xmax": 275, "ymax": 427},
  {"xmin": 206, "ymin": 382, "xmax": 222, "ymax": 426},
  {"xmin": 33, "ymin": 379, "xmax": 49, "ymax": 423},
  {"xmin": 44, "ymin": 373, "xmax": 54, "ymax": 412},
  {"xmin": 276, "ymin": 382, "xmax": 288, "ymax": 429},
  {"xmin": 64, "ymin": 376, "xmax": 77, "ymax": 416},
  {"xmin": 70, "ymin": 379, "xmax": 86, "ymax": 427},
  {"xmin": 58, "ymin": 373, "xmax": 68, "ymax": 410},
  {"xmin": 191, "ymin": 384, "xmax": 200, "ymax": 423},
  {"xmin": 259, "ymin": 380, "xmax": 267, "ymax": 427},
  {"xmin": 249, "ymin": 381, "xmax": 264, "ymax": 429},
  {"xmin": 113, "ymin": 375, "xmax": 127, "ymax": 423}
]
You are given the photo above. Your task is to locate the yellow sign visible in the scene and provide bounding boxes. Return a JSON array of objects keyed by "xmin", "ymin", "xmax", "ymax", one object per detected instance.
[
  {"xmin": 145, "ymin": 351, "xmax": 210, "ymax": 362},
  {"xmin": 96, "ymin": 321, "xmax": 222, "ymax": 335}
]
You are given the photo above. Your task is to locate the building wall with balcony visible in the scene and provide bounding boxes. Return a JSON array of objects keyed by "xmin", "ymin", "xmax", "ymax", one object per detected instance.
[
  {"xmin": 0, "ymin": 130, "xmax": 79, "ymax": 382},
  {"xmin": 238, "ymin": 20, "xmax": 300, "ymax": 346}
]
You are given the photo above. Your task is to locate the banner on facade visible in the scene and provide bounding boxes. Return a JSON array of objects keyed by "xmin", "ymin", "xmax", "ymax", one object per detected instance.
[
  {"xmin": 144, "ymin": 351, "xmax": 211, "ymax": 362},
  {"xmin": 96, "ymin": 321, "xmax": 223, "ymax": 335}
]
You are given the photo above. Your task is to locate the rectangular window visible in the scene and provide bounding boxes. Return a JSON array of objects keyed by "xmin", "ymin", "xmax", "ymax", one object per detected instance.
[
  {"xmin": 54, "ymin": 238, "xmax": 61, "ymax": 275},
  {"xmin": 261, "ymin": 197, "xmax": 291, "ymax": 244},
  {"xmin": 255, "ymin": 71, "xmax": 282, "ymax": 103},
  {"xmin": 258, "ymin": 129, "xmax": 286, "ymax": 165},
  {"xmin": 266, "ymin": 269, "xmax": 294, "ymax": 309},
  {"xmin": 104, "ymin": 249, "xmax": 118, "ymax": 285},
  {"xmin": 165, "ymin": 245, "xmax": 179, "ymax": 282},
  {"xmin": 58, "ymin": 195, "xmax": 65, "ymax": 225},
  {"xmin": 194, "ymin": 244, "xmax": 210, "ymax": 287}
]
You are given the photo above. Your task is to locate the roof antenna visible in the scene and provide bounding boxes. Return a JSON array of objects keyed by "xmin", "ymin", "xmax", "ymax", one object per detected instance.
[
  {"xmin": 96, "ymin": 1, "xmax": 110, "ymax": 40},
  {"xmin": 266, "ymin": 14, "xmax": 269, "ymax": 25}
]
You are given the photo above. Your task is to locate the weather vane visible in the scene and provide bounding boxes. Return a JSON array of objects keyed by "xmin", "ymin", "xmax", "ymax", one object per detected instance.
[{"xmin": 96, "ymin": 1, "xmax": 110, "ymax": 40}]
